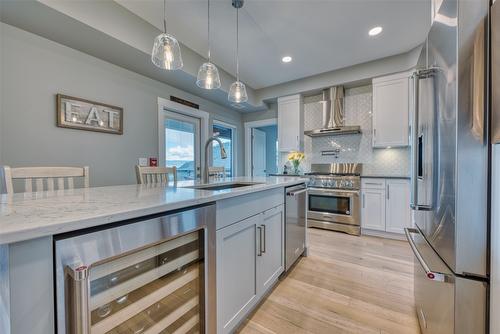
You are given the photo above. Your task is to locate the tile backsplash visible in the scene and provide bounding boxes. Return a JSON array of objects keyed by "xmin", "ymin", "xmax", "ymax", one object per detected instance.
[{"xmin": 280, "ymin": 85, "xmax": 410, "ymax": 176}]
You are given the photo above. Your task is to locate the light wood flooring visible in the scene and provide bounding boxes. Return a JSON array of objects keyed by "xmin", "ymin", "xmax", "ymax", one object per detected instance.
[{"xmin": 237, "ymin": 228, "xmax": 421, "ymax": 334}]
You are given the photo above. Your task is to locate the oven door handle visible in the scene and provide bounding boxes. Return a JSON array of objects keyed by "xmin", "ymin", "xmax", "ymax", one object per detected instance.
[{"xmin": 308, "ymin": 189, "xmax": 359, "ymax": 197}]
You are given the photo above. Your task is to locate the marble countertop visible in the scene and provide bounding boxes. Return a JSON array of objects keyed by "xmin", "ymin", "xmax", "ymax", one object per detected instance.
[{"xmin": 0, "ymin": 176, "xmax": 304, "ymax": 245}]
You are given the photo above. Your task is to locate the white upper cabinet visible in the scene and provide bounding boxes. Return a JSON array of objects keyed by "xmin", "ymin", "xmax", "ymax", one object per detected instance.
[
  {"xmin": 372, "ymin": 72, "xmax": 410, "ymax": 148},
  {"xmin": 277, "ymin": 94, "xmax": 304, "ymax": 152}
]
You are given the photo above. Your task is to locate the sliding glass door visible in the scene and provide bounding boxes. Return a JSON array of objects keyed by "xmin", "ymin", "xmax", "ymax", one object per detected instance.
[{"xmin": 164, "ymin": 112, "xmax": 201, "ymax": 181}]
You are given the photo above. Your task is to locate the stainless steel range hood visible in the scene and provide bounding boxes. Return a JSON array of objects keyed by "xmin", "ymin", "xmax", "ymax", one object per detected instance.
[{"xmin": 304, "ymin": 86, "xmax": 361, "ymax": 137}]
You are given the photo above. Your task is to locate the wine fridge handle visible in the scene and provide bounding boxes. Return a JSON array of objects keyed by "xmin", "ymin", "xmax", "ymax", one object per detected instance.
[{"xmin": 65, "ymin": 264, "xmax": 91, "ymax": 334}]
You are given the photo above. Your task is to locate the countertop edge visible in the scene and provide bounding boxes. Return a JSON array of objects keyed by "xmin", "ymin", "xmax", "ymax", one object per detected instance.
[{"xmin": 361, "ymin": 175, "xmax": 410, "ymax": 179}]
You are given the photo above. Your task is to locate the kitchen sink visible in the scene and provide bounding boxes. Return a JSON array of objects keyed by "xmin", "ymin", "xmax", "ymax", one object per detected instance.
[{"xmin": 183, "ymin": 182, "xmax": 263, "ymax": 191}]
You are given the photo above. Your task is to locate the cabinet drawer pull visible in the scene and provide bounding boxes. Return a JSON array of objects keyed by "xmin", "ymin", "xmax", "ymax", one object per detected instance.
[
  {"xmin": 261, "ymin": 224, "xmax": 266, "ymax": 254},
  {"xmin": 257, "ymin": 226, "xmax": 263, "ymax": 256},
  {"xmin": 364, "ymin": 182, "xmax": 383, "ymax": 185}
]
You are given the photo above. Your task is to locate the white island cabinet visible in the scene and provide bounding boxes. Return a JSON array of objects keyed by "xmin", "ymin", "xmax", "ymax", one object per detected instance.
[
  {"xmin": 361, "ymin": 178, "xmax": 412, "ymax": 238},
  {"xmin": 278, "ymin": 94, "xmax": 304, "ymax": 152},
  {"xmin": 216, "ymin": 188, "xmax": 285, "ymax": 334},
  {"xmin": 372, "ymin": 72, "xmax": 411, "ymax": 148}
]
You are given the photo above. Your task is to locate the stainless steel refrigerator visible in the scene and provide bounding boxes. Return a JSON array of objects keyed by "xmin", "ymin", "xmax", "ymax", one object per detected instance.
[{"xmin": 405, "ymin": 0, "xmax": 490, "ymax": 332}]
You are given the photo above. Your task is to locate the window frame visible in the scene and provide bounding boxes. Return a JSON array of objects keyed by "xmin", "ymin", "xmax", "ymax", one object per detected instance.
[{"xmin": 212, "ymin": 120, "xmax": 237, "ymax": 177}]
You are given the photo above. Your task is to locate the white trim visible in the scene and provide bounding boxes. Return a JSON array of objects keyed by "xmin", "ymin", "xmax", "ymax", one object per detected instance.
[
  {"xmin": 213, "ymin": 119, "xmax": 238, "ymax": 177},
  {"xmin": 244, "ymin": 118, "xmax": 277, "ymax": 176},
  {"xmin": 157, "ymin": 97, "xmax": 209, "ymax": 179}
]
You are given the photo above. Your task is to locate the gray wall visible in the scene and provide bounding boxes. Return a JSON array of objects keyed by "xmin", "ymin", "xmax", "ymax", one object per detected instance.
[
  {"xmin": 255, "ymin": 125, "xmax": 278, "ymax": 175},
  {"xmin": 0, "ymin": 23, "xmax": 244, "ymax": 187},
  {"xmin": 242, "ymin": 103, "xmax": 277, "ymax": 123}
]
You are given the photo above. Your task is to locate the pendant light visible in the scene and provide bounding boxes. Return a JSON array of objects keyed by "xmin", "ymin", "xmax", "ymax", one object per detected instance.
[
  {"xmin": 228, "ymin": 0, "xmax": 248, "ymax": 103},
  {"xmin": 196, "ymin": 0, "xmax": 221, "ymax": 89},
  {"xmin": 151, "ymin": 0, "xmax": 183, "ymax": 70}
]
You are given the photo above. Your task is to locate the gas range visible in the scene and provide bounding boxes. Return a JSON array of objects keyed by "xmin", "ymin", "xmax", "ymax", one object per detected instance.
[
  {"xmin": 305, "ymin": 163, "xmax": 361, "ymax": 190},
  {"xmin": 305, "ymin": 163, "xmax": 362, "ymax": 236}
]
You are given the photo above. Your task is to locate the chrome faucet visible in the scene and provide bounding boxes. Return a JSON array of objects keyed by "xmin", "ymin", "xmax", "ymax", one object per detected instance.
[{"xmin": 203, "ymin": 136, "xmax": 227, "ymax": 183}]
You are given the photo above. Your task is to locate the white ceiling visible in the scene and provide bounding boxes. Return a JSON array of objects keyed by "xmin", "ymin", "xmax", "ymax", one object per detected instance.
[{"xmin": 116, "ymin": 0, "xmax": 430, "ymax": 90}]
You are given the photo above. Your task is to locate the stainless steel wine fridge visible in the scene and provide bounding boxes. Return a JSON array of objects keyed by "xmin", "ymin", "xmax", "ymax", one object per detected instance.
[{"xmin": 54, "ymin": 203, "xmax": 216, "ymax": 334}]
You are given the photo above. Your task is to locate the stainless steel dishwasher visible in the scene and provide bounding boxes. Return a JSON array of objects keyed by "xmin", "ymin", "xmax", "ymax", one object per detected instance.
[
  {"xmin": 285, "ymin": 184, "xmax": 307, "ymax": 271},
  {"xmin": 54, "ymin": 203, "xmax": 216, "ymax": 334}
]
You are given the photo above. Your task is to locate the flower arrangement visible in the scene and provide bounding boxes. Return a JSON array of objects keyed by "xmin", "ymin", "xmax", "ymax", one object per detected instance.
[{"xmin": 287, "ymin": 151, "xmax": 305, "ymax": 175}]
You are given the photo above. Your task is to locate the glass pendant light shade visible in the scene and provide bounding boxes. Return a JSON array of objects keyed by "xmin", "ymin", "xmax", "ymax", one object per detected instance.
[
  {"xmin": 196, "ymin": 62, "xmax": 221, "ymax": 89},
  {"xmin": 151, "ymin": 33, "xmax": 183, "ymax": 70},
  {"xmin": 228, "ymin": 81, "xmax": 248, "ymax": 103}
]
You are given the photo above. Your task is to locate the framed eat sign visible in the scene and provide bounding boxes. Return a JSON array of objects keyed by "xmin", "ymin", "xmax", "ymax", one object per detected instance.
[{"xmin": 56, "ymin": 94, "xmax": 123, "ymax": 135}]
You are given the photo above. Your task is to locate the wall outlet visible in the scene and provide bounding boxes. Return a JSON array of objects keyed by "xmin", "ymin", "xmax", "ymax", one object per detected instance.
[{"xmin": 138, "ymin": 158, "xmax": 148, "ymax": 166}]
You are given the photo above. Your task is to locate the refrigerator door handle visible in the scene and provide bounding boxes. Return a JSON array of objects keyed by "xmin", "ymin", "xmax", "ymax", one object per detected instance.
[
  {"xmin": 410, "ymin": 69, "xmax": 436, "ymax": 211},
  {"xmin": 410, "ymin": 71, "xmax": 420, "ymax": 209},
  {"xmin": 405, "ymin": 228, "xmax": 453, "ymax": 283}
]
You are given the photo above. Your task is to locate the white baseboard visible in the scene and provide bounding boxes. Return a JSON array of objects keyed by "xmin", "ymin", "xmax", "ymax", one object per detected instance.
[{"xmin": 361, "ymin": 228, "xmax": 406, "ymax": 241}]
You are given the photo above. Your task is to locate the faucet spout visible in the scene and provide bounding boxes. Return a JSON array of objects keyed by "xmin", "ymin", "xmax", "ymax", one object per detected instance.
[{"xmin": 203, "ymin": 136, "xmax": 227, "ymax": 183}]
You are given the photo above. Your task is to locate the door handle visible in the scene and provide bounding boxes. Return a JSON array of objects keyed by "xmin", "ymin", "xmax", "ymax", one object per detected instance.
[
  {"xmin": 362, "ymin": 193, "xmax": 365, "ymax": 208},
  {"xmin": 404, "ymin": 228, "xmax": 452, "ymax": 283},
  {"xmin": 257, "ymin": 226, "xmax": 263, "ymax": 256},
  {"xmin": 386, "ymin": 184, "xmax": 390, "ymax": 200},
  {"xmin": 261, "ymin": 224, "xmax": 266, "ymax": 254},
  {"xmin": 66, "ymin": 264, "xmax": 91, "ymax": 334}
]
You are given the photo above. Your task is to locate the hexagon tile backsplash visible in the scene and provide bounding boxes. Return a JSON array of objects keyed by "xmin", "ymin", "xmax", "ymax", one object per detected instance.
[{"xmin": 281, "ymin": 85, "xmax": 410, "ymax": 176}]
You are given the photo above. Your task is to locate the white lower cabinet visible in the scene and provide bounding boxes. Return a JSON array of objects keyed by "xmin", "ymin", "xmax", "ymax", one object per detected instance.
[
  {"xmin": 216, "ymin": 204, "xmax": 284, "ymax": 333},
  {"xmin": 385, "ymin": 179, "xmax": 412, "ymax": 234},
  {"xmin": 361, "ymin": 178, "xmax": 411, "ymax": 236},
  {"xmin": 257, "ymin": 206, "xmax": 284, "ymax": 294},
  {"xmin": 361, "ymin": 188, "xmax": 386, "ymax": 231}
]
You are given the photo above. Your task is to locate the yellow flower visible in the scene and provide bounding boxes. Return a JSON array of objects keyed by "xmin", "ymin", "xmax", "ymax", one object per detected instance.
[{"xmin": 287, "ymin": 151, "xmax": 304, "ymax": 162}]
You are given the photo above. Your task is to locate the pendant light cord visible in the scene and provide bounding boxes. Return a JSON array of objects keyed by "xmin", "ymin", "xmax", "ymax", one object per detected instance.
[
  {"xmin": 236, "ymin": 7, "xmax": 239, "ymax": 82},
  {"xmin": 208, "ymin": 0, "xmax": 211, "ymax": 62},
  {"xmin": 163, "ymin": 0, "xmax": 167, "ymax": 33}
]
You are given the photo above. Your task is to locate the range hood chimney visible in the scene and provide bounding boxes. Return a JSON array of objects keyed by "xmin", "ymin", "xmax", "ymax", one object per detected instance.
[{"xmin": 305, "ymin": 86, "xmax": 361, "ymax": 137}]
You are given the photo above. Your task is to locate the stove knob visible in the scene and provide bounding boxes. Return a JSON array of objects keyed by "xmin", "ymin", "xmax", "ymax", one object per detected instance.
[
  {"xmin": 327, "ymin": 180, "xmax": 333, "ymax": 187},
  {"xmin": 321, "ymin": 180, "xmax": 327, "ymax": 187}
]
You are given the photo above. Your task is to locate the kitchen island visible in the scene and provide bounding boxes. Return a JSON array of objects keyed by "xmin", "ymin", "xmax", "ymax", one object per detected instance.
[{"xmin": 0, "ymin": 176, "xmax": 305, "ymax": 334}]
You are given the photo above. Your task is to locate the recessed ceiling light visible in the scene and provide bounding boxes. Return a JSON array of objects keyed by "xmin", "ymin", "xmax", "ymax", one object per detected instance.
[
  {"xmin": 282, "ymin": 56, "xmax": 292, "ymax": 63},
  {"xmin": 368, "ymin": 26, "xmax": 383, "ymax": 36}
]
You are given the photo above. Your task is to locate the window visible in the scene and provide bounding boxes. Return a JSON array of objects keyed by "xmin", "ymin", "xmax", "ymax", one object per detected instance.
[
  {"xmin": 212, "ymin": 122, "xmax": 236, "ymax": 177},
  {"xmin": 165, "ymin": 116, "xmax": 200, "ymax": 181}
]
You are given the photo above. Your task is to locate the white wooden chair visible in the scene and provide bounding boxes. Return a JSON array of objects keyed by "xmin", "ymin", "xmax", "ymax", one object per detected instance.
[
  {"xmin": 135, "ymin": 166, "xmax": 177, "ymax": 185},
  {"xmin": 1, "ymin": 166, "xmax": 90, "ymax": 195},
  {"xmin": 208, "ymin": 166, "xmax": 226, "ymax": 180}
]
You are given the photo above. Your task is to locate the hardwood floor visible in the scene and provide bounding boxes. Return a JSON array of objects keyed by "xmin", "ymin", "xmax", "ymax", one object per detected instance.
[{"xmin": 237, "ymin": 228, "xmax": 421, "ymax": 334}]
